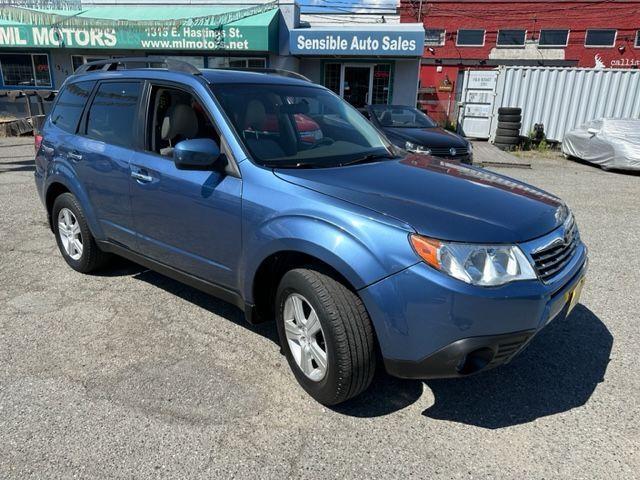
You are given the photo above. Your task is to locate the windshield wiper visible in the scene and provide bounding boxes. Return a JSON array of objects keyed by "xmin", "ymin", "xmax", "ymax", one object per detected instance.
[
  {"xmin": 265, "ymin": 161, "xmax": 320, "ymax": 169},
  {"xmin": 339, "ymin": 153, "xmax": 397, "ymax": 167}
]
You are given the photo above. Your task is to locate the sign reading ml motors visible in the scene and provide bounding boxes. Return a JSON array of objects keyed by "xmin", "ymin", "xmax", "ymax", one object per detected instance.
[
  {"xmin": 290, "ymin": 26, "xmax": 425, "ymax": 57},
  {"xmin": 0, "ymin": 24, "xmax": 272, "ymax": 51}
]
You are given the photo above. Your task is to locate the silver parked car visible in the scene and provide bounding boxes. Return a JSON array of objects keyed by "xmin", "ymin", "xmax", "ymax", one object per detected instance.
[{"xmin": 562, "ymin": 118, "xmax": 640, "ymax": 171}]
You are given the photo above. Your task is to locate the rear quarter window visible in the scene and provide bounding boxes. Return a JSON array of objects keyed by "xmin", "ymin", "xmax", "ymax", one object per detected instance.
[
  {"xmin": 86, "ymin": 81, "xmax": 142, "ymax": 148},
  {"xmin": 49, "ymin": 81, "xmax": 95, "ymax": 133}
]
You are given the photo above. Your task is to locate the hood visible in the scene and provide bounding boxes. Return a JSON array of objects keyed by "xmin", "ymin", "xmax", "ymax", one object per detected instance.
[
  {"xmin": 383, "ymin": 126, "xmax": 468, "ymax": 148},
  {"xmin": 274, "ymin": 155, "xmax": 566, "ymax": 243}
]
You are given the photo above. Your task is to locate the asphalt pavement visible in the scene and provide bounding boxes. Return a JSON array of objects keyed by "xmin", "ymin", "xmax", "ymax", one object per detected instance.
[{"xmin": 1, "ymin": 137, "xmax": 638, "ymax": 478}]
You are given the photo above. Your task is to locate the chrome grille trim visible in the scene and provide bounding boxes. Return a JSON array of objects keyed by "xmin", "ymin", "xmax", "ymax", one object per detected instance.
[
  {"xmin": 530, "ymin": 216, "xmax": 580, "ymax": 282},
  {"xmin": 429, "ymin": 146, "xmax": 468, "ymax": 157}
]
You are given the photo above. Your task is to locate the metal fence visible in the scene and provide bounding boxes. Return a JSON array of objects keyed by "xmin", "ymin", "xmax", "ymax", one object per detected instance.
[{"xmin": 460, "ymin": 66, "xmax": 640, "ymax": 143}]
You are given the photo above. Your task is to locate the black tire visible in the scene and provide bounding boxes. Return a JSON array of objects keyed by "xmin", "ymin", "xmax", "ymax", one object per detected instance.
[
  {"xmin": 52, "ymin": 192, "xmax": 110, "ymax": 273},
  {"xmin": 276, "ymin": 268, "xmax": 376, "ymax": 405},
  {"xmin": 497, "ymin": 121, "xmax": 522, "ymax": 130},
  {"xmin": 494, "ymin": 135, "xmax": 520, "ymax": 145},
  {"xmin": 494, "ymin": 142, "xmax": 517, "ymax": 151},
  {"xmin": 495, "ymin": 127, "xmax": 520, "ymax": 137},
  {"xmin": 498, "ymin": 114, "xmax": 521, "ymax": 123},
  {"xmin": 497, "ymin": 107, "xmax": 521, "ymax": 115}
]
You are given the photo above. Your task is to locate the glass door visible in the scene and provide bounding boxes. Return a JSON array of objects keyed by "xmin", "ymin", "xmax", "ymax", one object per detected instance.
[{"xmin": 340, "ymin": 65, "xmax": 373, "ymax": 108}]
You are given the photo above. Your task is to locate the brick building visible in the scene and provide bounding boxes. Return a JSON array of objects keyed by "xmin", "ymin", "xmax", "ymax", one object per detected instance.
[{"xmin": 400, "ymin": 0, "xmax": 640, "ymax": 122}]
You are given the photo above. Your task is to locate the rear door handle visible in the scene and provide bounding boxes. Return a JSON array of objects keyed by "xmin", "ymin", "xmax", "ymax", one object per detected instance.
[
  {"xmin": 131, "ymin": 170, "xmax": 154, "ymax": 183},
  {"xmin": 67, "ymin": 151, "xmax": 82, "ymax": 162}
]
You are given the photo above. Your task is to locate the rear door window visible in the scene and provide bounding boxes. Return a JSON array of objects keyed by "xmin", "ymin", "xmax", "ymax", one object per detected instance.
[
  {"xmin": 50, "ymin": 81, "xmax": 95, "ymax": 133},
  {"xmin": 85, "ymin": 81, "xmax": 142, "ymax": 148}
]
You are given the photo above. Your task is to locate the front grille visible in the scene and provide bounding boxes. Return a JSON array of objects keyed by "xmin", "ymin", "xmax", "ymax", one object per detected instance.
[
  {"xmin": 531, "ymin": 217, "xmax": 580, "ymax": 282},
  {"xmin": 488, "ymin": 332, "xmax": 533, "ymax": 368},
  {"xmin": 430, "ymin": 146, "xmax": 468, "ymax": 157}
]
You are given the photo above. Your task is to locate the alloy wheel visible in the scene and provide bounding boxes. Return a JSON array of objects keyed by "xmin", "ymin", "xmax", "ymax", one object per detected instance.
[
  {"xmin": 283, "ymin": 293, "xmax": 328, "ymax": 382},
  {"xmin": 57, "ymin": 207, "xmax": 83, "ymax": 260}
]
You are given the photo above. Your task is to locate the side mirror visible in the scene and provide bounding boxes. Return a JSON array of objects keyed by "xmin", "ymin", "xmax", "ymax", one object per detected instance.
[
  {"xmin": 587, "ymin": 127, "xmax": 599, "ymax": 136},
  {"xmin": 173, "ymin": 138, "xmax": 222, "ymax": 170}
]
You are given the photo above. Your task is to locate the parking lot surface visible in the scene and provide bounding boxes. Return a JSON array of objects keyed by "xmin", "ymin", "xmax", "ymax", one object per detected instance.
[{"xmin": 1, "ymin": 137, "xmax": 638, "ymax": 479}]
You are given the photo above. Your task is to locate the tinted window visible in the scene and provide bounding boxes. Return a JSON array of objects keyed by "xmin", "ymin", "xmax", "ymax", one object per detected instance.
[
  {"xmin": 636, "ymin": 31, "xmax": 640, "ymax": 48},
  {"xmin": 585, "ymin": 29, "xmax": 616, "ymax": 46},
  {"xmin": 50, "ymin": 81, "xmax": 95, "ymax": 133},
  {"xmin": 371, "ymin": 105, "xmax": 437, "ymax": 128},
  {"xmin": 539, "ymin": 29, "xmax": 569, "ymax": 46},
  {"xmin": 497, "ymin": 29, "xmax": 526, "ymax": 46},
  {"xmin": 457, "ymin": 30, "xmax": 484, "ymax": 46},
  {"xmin": 86, "ymin": 82, "xmax": 141, "ymax": 148}
]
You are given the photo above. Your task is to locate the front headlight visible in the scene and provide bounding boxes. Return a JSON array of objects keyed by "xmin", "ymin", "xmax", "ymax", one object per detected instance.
[
  {"xmin": 405, "ymin": 141, "xmax": 431, "ymax": 155},
  {"xmin": 410, "ymin": 234, "xmax": 537, "ymax": 286}
]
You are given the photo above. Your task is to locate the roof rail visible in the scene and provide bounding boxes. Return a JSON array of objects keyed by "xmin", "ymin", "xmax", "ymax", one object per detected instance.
[
  {"xmin": 219, "ymin": 67, "xmax": 311, "ymax": 82},
  {"xmin": 75, "ymin": 57, "xmax": 201, "ymax": 75}
]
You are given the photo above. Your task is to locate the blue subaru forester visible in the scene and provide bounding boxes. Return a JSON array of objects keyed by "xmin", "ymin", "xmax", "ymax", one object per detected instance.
[{"xmin": 35, "ymin": 58, "xmax": 588, "ymax": 405}]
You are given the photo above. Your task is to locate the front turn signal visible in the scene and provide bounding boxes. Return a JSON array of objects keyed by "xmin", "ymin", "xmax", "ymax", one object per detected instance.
[{"xmin": 409, "ymin": 234, "xmax": 441, "ymax": 269}]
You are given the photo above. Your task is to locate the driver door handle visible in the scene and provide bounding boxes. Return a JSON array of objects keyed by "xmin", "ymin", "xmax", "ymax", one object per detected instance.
[
  {"xmin": 131, "ymin": 170, "xmax": 153, "ymax": 183},
  {"xmin": 67, "ymin": 151, "xmax": 82, "ymax": 162}
]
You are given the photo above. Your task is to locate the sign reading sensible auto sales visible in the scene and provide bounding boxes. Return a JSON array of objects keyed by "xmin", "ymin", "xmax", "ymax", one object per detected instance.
[
  {"xmin": 0, "ymin": 24, "xmax": 272, "ymax": 51},
  {"xmin": 289, "ymin": 27, "xmax": 425, "ymax": 57}
]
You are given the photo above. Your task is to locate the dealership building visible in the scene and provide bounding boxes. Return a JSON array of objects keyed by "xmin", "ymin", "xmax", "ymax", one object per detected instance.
[{"xmin": 0, "ymin": 0, "xmax": 424, "ymax": 113}]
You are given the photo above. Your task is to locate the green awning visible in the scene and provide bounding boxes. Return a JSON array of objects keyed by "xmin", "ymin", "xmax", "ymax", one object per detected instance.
[{"xmin": 0, "ymin": 4, "xmax": 279, "ymax": 52}]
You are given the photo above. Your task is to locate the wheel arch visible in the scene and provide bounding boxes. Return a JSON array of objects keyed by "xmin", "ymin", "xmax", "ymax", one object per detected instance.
[
  {"xmin": 44, "ymin": 168, "xmax": 103, "ymax": 238},
  {"xmin": 249, "ymin": 249, "xmax": 359, "ymax": 324}
]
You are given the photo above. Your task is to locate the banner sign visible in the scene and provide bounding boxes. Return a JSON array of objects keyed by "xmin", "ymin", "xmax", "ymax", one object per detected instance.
[
  {"xmin": 290, "ymin": 27, "xmax": 425, "ymax": 57},
  {"xmin": 0, "ymin": 24, "xmax": 273, "ymax": 51}
]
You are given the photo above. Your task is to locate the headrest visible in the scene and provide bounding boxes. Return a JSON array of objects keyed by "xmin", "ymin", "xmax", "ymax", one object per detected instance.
[
  {"xmin": 378, "ymin": 110, "xmax": 393, "ymax": 126},
  {"xmin": 161, "ymin": 103, "xmax": 198, "ymax": 141},
  {"xmin": 244, "ymin": 99, "xmax": 266, "ymax": 130}
]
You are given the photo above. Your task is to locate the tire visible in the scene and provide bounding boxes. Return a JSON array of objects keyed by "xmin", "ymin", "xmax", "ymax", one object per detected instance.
[
  {"xmin": 276, "ymin": 268, "xmax": 376, "ymax": 405},
  {"xmin": 52, "ymin": 192, "xmax": 110, "ymax": 273},
  {"xmin": 497, "ymin": 121, "xmax": 521, "ymax": 130},
  {"xmin": 498, "ymin": 114, "xmax": 522, "ymax": 123},
  {"xmin": 495, "ymin": 127, "xmax": 520, "ymax": 137},
  {"xmin": 497, "ymin": 107, "xmax": 521, "ymax": 115},
  {"xmin": 494, "ymin": 135, "xmax": 520, "ymax": 145}
]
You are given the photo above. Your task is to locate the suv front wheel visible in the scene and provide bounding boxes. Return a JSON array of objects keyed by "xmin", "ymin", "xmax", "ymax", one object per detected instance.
[
  {"xmin": 52, "ymin": 193, "xmax": 109, "ymax": 273},
  {"xmin": 276, "ymin": 268, "xmax": 376, "ymax": 405}
]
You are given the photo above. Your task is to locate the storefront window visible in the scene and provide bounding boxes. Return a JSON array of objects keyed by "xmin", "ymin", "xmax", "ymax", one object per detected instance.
[
  {"xmin": 209, "ymin": 57, "xmax": 266, "ymax": 68},
  {"xmin": 372, "ymin": 64, "xmax": 391, "ymax": 105},
  {"xmin": 70, "ymin": 55, "xmax": 109, "ymax": 73},
  {"xmin": 323, "ymin": 63, "xmax": 341, "ymax": 95},
  {"xmin": 0, "ymin": 53, "xmax": 51, "ymax": 87}
]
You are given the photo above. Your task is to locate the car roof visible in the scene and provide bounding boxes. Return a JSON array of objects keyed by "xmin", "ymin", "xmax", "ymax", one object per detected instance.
[{"xmin": 67, "ymin": 67, "xmax": 316, "ymax": 88}]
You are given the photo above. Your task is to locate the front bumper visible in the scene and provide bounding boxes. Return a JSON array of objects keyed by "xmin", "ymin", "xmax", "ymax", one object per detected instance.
[{"xmin": 360, "ymin": 242, "xmax": 587, "ymax": 379}]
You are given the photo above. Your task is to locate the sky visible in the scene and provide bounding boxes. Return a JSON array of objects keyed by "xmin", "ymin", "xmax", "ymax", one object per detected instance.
[{"xmin": 299, "ymin": 0, "xmax": 398, "ymax": 13}]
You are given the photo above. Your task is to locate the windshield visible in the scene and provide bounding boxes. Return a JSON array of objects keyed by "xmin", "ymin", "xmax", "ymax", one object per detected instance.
[
  {"xmin": 371, "ymin": 105, "xmax": 437, "ymax": 128},
  {"xmin": 212, "ymin": 83, "xmax": 394, "ymax": 168}
]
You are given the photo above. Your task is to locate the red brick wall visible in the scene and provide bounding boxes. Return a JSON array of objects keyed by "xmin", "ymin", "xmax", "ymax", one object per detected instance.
[
  {"xmin": 401, "ymin": 0, "xmax": 640, "ymax": 119},
  {"xmin": 401, "ymin": 0, "xmax": 640, "ymax": 68}
]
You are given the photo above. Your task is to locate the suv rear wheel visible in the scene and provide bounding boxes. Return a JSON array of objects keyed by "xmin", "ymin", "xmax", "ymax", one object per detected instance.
[
  {"xmin": 276, "ymin": 268, "xmax": 376, "ymax": 405},
  {"xmin": 52, "ymin": 193, "xmax": 109, "ymax": 273}
]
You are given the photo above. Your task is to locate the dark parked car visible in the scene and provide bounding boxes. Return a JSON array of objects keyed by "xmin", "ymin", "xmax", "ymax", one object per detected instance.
[
  {"xmin": 35, "ymin": 58, "xmax": 587, "ymax": 406},
  {"xmin": 365, "ymin": 104, "xmax": 473, "ymax": 164}
]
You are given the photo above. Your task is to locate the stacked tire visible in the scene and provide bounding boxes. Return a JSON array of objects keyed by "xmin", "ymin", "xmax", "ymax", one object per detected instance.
[{"xmin": 494, "ymin": 107, "xmax": 521, "ymax": 151}]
